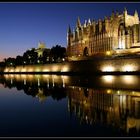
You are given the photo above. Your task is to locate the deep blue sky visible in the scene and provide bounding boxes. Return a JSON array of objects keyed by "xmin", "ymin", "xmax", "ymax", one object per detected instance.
[{"xmin": 0, "ymin": 2, "xmax": 140, "ymax": 61}]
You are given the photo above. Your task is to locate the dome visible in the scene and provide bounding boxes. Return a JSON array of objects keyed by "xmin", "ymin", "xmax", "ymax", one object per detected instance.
[{"xmin": 38, "ymin": 41, "xmax": 46, "ymax": 49}]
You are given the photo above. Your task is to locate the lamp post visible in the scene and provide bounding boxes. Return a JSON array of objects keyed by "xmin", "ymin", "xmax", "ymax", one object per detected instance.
[{"xmin": 37, "ymin": 60, "xmax": 40, "ymax": 64}]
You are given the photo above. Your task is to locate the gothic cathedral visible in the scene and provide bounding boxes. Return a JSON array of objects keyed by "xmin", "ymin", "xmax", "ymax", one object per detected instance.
[{"xmin": 67, "ymin": 8, "xmax": 140, "ymax": 57}]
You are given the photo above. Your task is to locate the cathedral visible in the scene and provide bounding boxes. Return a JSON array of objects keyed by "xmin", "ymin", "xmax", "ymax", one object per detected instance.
[{"xmin": 67, "ymin": 8, "xmax": 140, "ymax": 57}]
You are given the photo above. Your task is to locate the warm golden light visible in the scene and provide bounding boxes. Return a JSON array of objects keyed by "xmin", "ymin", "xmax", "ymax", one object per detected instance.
[
  {"xmin": 117, "ymin": 90, "xmax": 120, "ymax": 94},
  {"xmin": 52, "ymin": 66, "xmax": 59, "ymax": 72},
  {"xmin": 21, "ymin": 74, "xmax": 26, "ymax": 79},
  {"xmin": 36, "ymin": 68, "xmax": 41, "ymax": 72},
  {"xmin": 107, "ymin": 89, "xmax": 112, "ymax": 94},
  {"xmin": 28, "ymin": 68, "xmax": 33, "ymax": 72},
  {"xmin": 122, "ymin": 65, "xmax": 135, "ymax": 72},
  {"xmin": 15, "ymin": 75, "xmax": 20, "ymax": 80},
  {"xmin": 9, "ymin": 69, "xmax": 14, "ymax": 72},
  {"xmin": 10, "ymin": 74, "xmax": 14, "ymax": 78},
  {"xmin": 102, "ymin": 66, "xmax": 114, "ymax": 72},
  {"xmin": 61, "ymin": 66, "xmax": 69, "ymax": 72},
  {"xmin": 4, "ymin": 68, "xmax": 9, "ymax": 72},
  {"xmin": 102, "ymin": 75, "xmax": 114, "ymax": 83},
  {"xmin": 15, "ymin": 68, "xmax": 20, "ymax": 72},
  {"xmin": 27, "ymin": 75, "xmax": 34, "ymax": 80},
  {"xmin": 118, "ymin": 40, "xmax": 125, "ymax": 49},
  {"xmin": 42, "ymin": 74, "xmax": 50, "ymax": 79},
  {"xmin": 106, "ymin": 51, "xmax": 111, "ymax": 56},
  {"xmin": 61, "ymin": 75, "xmax": 69, "ymax": 82},
  {"xmin": 52, "ymin": 75, "xmax": 58, "ymax": 79},
  {"xmin": 4, "ymin": 75, "xmax": 9, "ymax": 79},
  {"xmin": 122, "ymin": 75, "xmax": 135, "ymax": 85},
  {"xmin": 52, "ymin": 78, "xmax": 55, "ymax": 87},
  {"xmin": 119, "ymin": 95, "xmax": 126, "ymax": 106},
  {"xmin": 21, "ymin": 68, "xmax": 26, "ymax": 72},
  {"xmin": 62, "ymin": 78, "xmax": 65, "ymax": 88},
  {"xmin": 37, "ymin": 78, "xmax": 40, "ymax": 86},
  {"xmin": 43, "ymin": 68, "xmax": 49, "ymax": 72}
]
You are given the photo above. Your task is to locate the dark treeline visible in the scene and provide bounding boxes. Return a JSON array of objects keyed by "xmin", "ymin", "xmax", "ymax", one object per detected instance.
[{"xmin": 0, "ymin": 45, "xmax": 67, "ymax": 67}]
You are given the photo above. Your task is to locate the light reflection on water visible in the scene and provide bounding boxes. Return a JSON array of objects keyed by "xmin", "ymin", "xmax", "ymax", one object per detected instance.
[{"xmin": 0, "ymin": 74, "xmax": 140, "ymax": 137}]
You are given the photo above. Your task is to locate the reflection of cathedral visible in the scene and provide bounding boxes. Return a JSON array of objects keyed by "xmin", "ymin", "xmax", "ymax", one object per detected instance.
[
  {"xmin": 1, "ymin": 74, "xmax": 140, "ymax": 134},
  {"xmin": 67, "ymin": 9, "xmax": 140, "ymax": 57},
  {"xmin": 67, "ymin": 87, "xmax": 140, "ymax": 134}
]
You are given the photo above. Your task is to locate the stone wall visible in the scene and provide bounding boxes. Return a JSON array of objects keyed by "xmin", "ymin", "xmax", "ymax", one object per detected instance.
[{"xmin": 2, "ymin": 56, "xmax": 140, "ymax": 74}]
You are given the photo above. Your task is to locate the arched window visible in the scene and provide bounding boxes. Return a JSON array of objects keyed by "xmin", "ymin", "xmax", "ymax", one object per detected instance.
[{"xmin": 83, "ymin": 47, "xmax": 89, "ymax": 56}]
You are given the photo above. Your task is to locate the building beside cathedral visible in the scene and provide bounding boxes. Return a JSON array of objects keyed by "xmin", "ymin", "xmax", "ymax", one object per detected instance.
[
  {"xmin": 35, "ymin": 41, "xmax": 47, "ymax": 57},
  {"xmin": 67, "ymin": 8, "xmax": 140, "ymax": 57}
]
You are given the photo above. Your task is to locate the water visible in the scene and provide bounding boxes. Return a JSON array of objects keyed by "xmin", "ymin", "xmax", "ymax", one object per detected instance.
[{"xmin": 0, "ymin": 74, "xmax": 140, "ymax": 137}]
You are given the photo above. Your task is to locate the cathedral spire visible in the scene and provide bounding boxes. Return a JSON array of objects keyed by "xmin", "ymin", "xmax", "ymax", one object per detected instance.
[
  {"xmin": 88, "ymin": 18, "xmax": 91, "ymax": 25},
  {"xmin": 68, "ymin": 25, "xmax": 72, "ymax": 34},
  {"xmin": 134, "ymin": 10, "xmax": 139, "ymax": 24},
  {"xmin": 112, "ymin": 10, "xmax": 115, "ymax": 15},
  {"xmin": 124, "ymin": 7, "xmax": 127, "ymax": 15},
  {"xmin": 76, "ymin": 17, "xmax": 81, "ymax": 28},
  {"xmin": 84, "ymin": 20, "xmax": 87, "ymax": 27},
  {"xmin": 111, "ymin": 10, "xmax": 115, "ymax": 20},
  {"xmin": 134, "ymin": 10, "xmax": 138, "ymax": 17},
  {"xmin": 116, "ymin": 10, "xmax": 119, "ymax": 16}
]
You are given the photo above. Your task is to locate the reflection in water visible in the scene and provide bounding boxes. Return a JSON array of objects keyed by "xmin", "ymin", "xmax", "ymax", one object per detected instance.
[
  {"xmin": 1, "ymin": 74, "xmax": 140, "ymax": 136},
  {"xmin": 24, "ymin": 79, "xmax": 26, "ymax": 85},
  {"xmin": 67, "ymin": 87, "xmax": 140, "ymax": 134},
  {"xmin": 1, "ymin": 74, "xmax": 68, "ymax": 102},
  {"xmin": 101, "ymin": 75, "xmax": 115, "ymax": 83}
]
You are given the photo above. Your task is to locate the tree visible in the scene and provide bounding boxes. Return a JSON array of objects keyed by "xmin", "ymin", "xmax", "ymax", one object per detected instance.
[
  {"xmin": 23, "ymin": 48, "xmax": 38, "ymax": 65},
  {"xmin": 0, "ymin": 61, "xmax": 6, "ymax": 67},
  {"xmin": 15, "ymin": 55, "xmax": 23, "ymax": 66},
  {"xmin": 4, "ymin": 57, "xmax": 16, "ymax": 67},
  {"xmin": 42, "ymin": 49, "xmax": 51, "ymax": 64},
  {"xmin": 50, "ymin": 45, "xmax": 66, "ymax": 63}
]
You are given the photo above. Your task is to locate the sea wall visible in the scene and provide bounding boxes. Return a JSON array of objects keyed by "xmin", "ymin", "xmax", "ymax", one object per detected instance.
[{"xmin": 2, "ymin": 56, "xmax": 140, "ymax": 74}]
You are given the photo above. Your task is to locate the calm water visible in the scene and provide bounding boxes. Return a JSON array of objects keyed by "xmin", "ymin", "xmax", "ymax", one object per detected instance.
[{"xmin": 0, "ymin": 74, "xmax": 140, "ymax": 137}]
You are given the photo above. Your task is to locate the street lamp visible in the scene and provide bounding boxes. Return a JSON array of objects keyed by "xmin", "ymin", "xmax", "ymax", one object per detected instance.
[{"xmin": 37, "ymin": 60, "xmax": 40, "ymax": 63}]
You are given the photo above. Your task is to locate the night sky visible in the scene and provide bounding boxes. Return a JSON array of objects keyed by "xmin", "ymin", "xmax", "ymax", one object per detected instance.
[{"xmin": 0, "ymin": 2, "xmax": 140, "ymax": 61}]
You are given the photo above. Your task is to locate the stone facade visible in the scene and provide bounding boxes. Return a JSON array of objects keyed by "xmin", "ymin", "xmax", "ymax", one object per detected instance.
[
  {"xmin": 67, "ymin": 9, "xmax": 140, "ymax": 57},
  {"xmin": 35, "ymin": 41, "xmax": 46, "ymax": 57}
]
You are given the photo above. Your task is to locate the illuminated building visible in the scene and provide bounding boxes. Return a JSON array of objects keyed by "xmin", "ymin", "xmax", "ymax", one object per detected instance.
[
  {"xmin": 67, "ymin": 8, "xmax": 140, "ymax": 57},
  {"xmin": 35, "ymin": 41, "xmax": 50, "ymax": 57}
]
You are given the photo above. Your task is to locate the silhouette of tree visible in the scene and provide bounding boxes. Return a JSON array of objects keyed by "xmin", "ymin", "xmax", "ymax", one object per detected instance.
[
  {"xmin": 2, "ymin": 44, "xmax": 66, "ymax": 66},
  {"xmin": 0, "ymin": 61, "xmax": 6, "ymax": 67},
  {"xmin": 42, "ymin": 49, "xmax": 51, "ymax": 64},
  {"xmin": 4, "ymin": 57, "xmax": 16, "ymax": 67},
  {"xmin": 51, "ymin": 87, "xmax": 67, "ymax": 100},
  {"xmin": 23, "ymin": 48, "xmax": 38, "ymax": 65},
  {"xmin": 15, "ymin": 55, "xmax": 23, "ymax": 66},
  {"xmin": 50, "ymin": 45, "xmax": 66, "ymax": 63}
]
